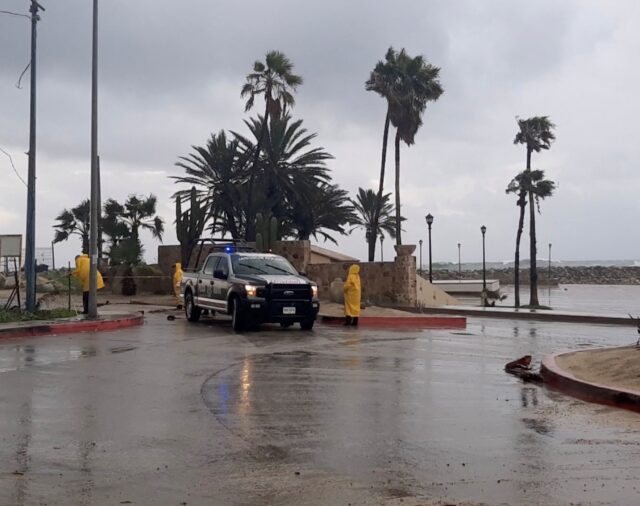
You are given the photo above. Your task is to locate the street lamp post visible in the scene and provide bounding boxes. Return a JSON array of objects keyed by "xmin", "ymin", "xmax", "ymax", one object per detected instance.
[
  {"xmin": 380, "ymin": 234, "xmax": 384, "ymax": 262},
  {"xmin": 457, "ymin": 242, "xmax": 461, "ymax": 281},
  {"xmin": 481, "ymin": 226, "xmax": 487, "ymax": 301},
  {"xmin": 426, "ymin": 214, "xmax": 433, "ymax": 283},
  {"xmin": 418, "ymin": 239, "xmax": 423, "ymax": 276},
  {"xmin": 88, "ymin": 0, "xmax": 100, "ymax": 318},
  {"xmin": 548, "ymin": 243, "xmax": 552, "ymax": 283}
]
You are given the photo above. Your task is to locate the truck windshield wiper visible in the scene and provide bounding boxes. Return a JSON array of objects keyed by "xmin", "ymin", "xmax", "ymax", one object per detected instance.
[
  {"xmin": 239, "ymin": 264, "xmax": 269, "ymax": 274},
  {"xmin": 263, "ymin": 263, "xmax": 294, "ymax": 275}
]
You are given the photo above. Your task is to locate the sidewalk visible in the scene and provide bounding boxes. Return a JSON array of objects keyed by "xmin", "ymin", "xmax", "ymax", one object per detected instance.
[
  {"xmin": 0, "ymin": 311, "xmax": 145, "ymax": 340},
  {"xmin": 319, "ymin": 302, "xmax": 466, "ymax": 329}
]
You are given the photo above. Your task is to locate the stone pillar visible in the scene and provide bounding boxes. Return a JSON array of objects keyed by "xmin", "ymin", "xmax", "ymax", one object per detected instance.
[
  {"xmin": 393, "ymin": 244, "xmax": 417, "ymax": 306},
  {"xmin": 272, "ymin": 240, "xmax": 311, "ymax": 273}
]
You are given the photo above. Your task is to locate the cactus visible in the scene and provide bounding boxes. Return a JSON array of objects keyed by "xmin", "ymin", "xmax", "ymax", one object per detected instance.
[
  {"xmin": 254, "ymin": 212, "xmax": 279, "ymax": 252},
  {"xmin": 176, "ymin": 186, "xmax": 208, "ymax": 267}
]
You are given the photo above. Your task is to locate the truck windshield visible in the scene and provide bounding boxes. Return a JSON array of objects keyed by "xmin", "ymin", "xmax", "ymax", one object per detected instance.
[{"xmin": 231, "ymin": 255, "xmax": 298, "ymax": 275}]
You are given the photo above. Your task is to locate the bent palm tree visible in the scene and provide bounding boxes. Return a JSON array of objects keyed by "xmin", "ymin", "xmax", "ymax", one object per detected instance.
[
  {"xmin": 366, "ymin": 48, "xmax": 402, "ymax": 260},
  {"xmin": 350, "ymin": 188, "xmax": 399, "ymax": 260},
  {"xmin": 506, "ymin": 169, "xmax": 556, "ymax": 307},
  {"xmin": 53, "ymin": 199, "xmax": 91, "ymax": 253},
  {"xmin": 514, "ymin": 116, "xmax": 556, "ymax": 306},
  {"xmin": 387, "ymin": 49, "xmax": 443, "ymax": 245},
  {"xmin": 241, "ymin": 51, "xmax": 303, "ymax": 240}
]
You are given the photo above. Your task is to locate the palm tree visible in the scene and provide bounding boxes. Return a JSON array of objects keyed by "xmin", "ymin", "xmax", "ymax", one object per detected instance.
[
  {"xmin": 366, "ymin": 48, "xmax": 403, "ymax": 259},
  {"xmin": 506, "ymin": 169, "xmax": 556, "ymax": 307},
  {"xmin": 288, "ymin": 182, "xmax": 357, "ymax": 244},
  {"xmin": 173, "ymin": 115, "xmax": 354, "ymax": 245},
  {"xmin": 53, "ymin": 199, "xmax": 91, "ymax": 253},
  {"xmin": 350, "ymin": 188, "xmax": 399, "ymax": 260},
  {"xmin": 388, "ymin": 49, "xmax": 443, "ymax": 245},
  {"xmin": 173, "ymin": 131, "xmax": 249, "ymax": 239},
  {"xmin": 514, "ymin": 116, "xmax": 556, "ymax": 306},
  {"xmin": 241, "ymin": 51, "xmax": 303, "ymax": 240}
]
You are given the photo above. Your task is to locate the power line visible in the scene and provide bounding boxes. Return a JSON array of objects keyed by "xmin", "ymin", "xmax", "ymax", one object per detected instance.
[
  {"xmin": 0, "ymin": 10, "xmax": 30, "ymax": 19},
  {"xmin": 0, "ymin": 146, "xmax": 28, "ymax": 187}
]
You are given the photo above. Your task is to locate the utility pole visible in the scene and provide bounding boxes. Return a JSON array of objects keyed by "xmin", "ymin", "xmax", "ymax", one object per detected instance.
[
  {"xmin": 88, "ymin": 0, "xmax": 99, "ymax": 318},
  {"xmin": 24, "ymin": 1, "xmax": 45, "ymax": 311}
]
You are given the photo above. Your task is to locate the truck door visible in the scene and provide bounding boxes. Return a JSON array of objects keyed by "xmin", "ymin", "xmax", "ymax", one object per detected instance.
[
  {"xmin": 199, "ymin": 256, "xmax": 219, "ymax": 306},
  {"xmin": 212, "ymin": 256, "xmax": 230, "ymax": 310}
]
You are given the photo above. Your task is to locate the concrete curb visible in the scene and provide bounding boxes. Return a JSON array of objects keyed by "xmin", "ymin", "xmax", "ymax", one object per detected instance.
[
  {"xmin": 541, "ymin": 349, "xmax": 640, "ymax": 412},
  {"xmin": 320, "ymin": 314, "xmax": 466, "ymax": 329},
  {"xmin": 0, "ymin": 313, "xmax": 145, "ymax": 340},
  {"xmin": 420, "ymin": 306, "xmax": 637, "ymax": 326}
]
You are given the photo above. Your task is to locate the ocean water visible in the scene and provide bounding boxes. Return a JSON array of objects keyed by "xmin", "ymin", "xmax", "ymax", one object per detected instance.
[
  {"xmin": 458, "ymin": 284, "xmax": 640, "ymax": 317},
  {"xmin": 433, "ymin": 259, "xmax": 640, "ymax": 271}
]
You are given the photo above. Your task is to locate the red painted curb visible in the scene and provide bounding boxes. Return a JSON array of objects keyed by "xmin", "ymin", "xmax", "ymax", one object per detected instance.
[
  {"xmin": 541, "ymin": 350, "xmax": 640, "ymax": 413},
  {"xmin": 0, "ymin": 314, "xmax": 145, "ymax": 340},
  {"xmin": 320, "ymin": 314, "xmax": 466, "ymax": 329}
]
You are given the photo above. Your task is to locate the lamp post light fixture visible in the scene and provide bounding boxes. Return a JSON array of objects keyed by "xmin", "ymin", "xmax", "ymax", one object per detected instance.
[
  {"xmin": 480, "ymin": 225, "xmax": 487, "ymax": 297},
  {"xmin": 457, "ymin": 242, "xmax": 461, "ymax": 281},
  {"xmin": 380, "ymin": 234, "xmax": 384, "ymax": 262},
  {"xmin": 418, "ymin": 239, "xmax": 423, "ymax": 276},
  {"xmin": 426, "ymin": 214, "xmax": 434, "ymax": 283}
]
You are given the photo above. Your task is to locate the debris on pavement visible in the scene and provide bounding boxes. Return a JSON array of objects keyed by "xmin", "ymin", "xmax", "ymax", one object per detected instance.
[{"xmin": 505, "ymin": 355, "xmax": 543, "ymax": 383}]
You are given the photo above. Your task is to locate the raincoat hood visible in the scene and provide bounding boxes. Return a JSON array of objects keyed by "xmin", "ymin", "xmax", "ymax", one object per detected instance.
[{"xmin": 348, "ymin": 264, "xmax": 360, "ymax": 276}]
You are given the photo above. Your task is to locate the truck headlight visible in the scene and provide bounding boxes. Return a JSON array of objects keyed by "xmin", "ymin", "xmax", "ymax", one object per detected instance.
[
  {"xmin": 245, "ymin": 284, "xmax": 258, "ymax": 297},
  {"xmin": 311, "ymin": 285, "xmax": 318, "ymax": 298}
]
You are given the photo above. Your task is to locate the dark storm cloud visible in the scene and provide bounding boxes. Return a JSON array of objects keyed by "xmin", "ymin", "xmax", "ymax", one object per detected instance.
[{"xmin": 1, "ymin": 0, "xmax": 639, "ymax": 265}]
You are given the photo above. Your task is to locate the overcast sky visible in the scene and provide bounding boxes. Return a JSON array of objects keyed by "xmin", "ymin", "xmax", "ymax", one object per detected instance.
[{"xmin": 1, "ymin": 0, "xmax": 639, "ymax": 267}]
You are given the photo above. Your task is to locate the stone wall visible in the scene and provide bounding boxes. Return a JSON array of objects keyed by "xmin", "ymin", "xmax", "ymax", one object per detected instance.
[
  {"xmin": 157, "ymin": 240, "xmax": 421, "ymax": 306},
  {"xmin": 307, "ymin": 261, "xmax": 399, "ymax": 305}
]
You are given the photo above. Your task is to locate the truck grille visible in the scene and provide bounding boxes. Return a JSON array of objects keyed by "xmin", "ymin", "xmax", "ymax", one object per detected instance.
[{"xmin": 270, "ymin": 284, "xmax": 311, "ymax": 300}]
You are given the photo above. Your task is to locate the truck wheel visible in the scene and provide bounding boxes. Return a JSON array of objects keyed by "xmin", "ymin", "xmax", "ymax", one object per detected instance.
[
  {"xmin": 185, "ymin": 291, "xmax": 201, "ymax": 322},
  {"xmin": 231, "ymin": 299, "xmax": 244, "ymax": 332},
  {"xmin": 300, "ymin": 319, "xmax": 314, "ymax": 331}
]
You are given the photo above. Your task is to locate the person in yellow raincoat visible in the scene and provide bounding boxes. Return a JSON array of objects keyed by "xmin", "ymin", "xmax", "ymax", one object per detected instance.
[
  {"xmin": 73, "ymin": 254, "xmax": 104, "ymax": 314},
  {"xmin": 173, "ymin": 262, "xmax": 183, "ymax": 308},
  {"xmin": 343, "ymin": 264, "xmax": 361, "ymax": 326}
]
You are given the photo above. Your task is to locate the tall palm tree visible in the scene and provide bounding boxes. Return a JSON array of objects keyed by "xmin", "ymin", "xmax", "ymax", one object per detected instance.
[
  {"xmin": 350, "ymin": 188, "xmax": 399, "ymax": 260},
  {"xmin": 514, "ymin": 116, "xmax": 556, "ymax": 306},
  {"xmin": 53, "ymin": 199, "xmax": 91, "ymax": 253},
  {"xmin": 241, "ymin": 51, "xmax": 303, "ymax": 240},
  {"xmin": 366, "ymin": 48, "xmax": 403, "ymax": 260},
  {"xmin": 506, "ymin": 169, "xmax": 556, "ymax": 307},
  {"xmin": 387, "ymin": 49, "xmax": 443, "ymax": 245}
]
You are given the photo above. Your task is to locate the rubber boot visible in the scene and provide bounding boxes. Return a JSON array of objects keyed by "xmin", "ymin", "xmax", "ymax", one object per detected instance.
[
  {"xmin": 350, "ymin": 317, "xmax": 359, "ymax": 327},
  {"xmin": 343, "ymin": 316, "xmax": 352, "ymax": 326}
]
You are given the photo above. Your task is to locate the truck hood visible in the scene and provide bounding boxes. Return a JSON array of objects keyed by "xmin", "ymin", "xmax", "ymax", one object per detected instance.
[{"xmin": 235, "ymin": 274, "xmax": 311, "ymax": 285}]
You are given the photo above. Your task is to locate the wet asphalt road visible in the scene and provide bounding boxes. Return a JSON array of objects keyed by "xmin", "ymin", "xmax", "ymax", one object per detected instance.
[{"xmin": 1, "ymin": 311, "xmax": 640, "ymax": 506}]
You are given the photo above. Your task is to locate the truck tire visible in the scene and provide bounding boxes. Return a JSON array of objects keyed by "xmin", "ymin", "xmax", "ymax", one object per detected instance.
[
  {"xmin": 300, "ymin": 319, "xmax": 314, "ymax": 331},
  {"xmin": 185, "ymin": 291, "xmax": 201, "ymax": 322},
  {"xmin": 231, "ymin": 298, "xmax": 244, "ymax": 332}
]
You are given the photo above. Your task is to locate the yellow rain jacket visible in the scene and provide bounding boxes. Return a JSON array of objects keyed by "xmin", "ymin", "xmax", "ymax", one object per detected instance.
[
  {"xmin": 73, "ymin": 254, "xmax": 104, "ymax": 291},
  {"xmin": 173, "ymin": 262, "xmax": 183, "ymax": 298},
  {"xmin": 343, "ymin": 264, "xmax": 361, "ymax": 317}
]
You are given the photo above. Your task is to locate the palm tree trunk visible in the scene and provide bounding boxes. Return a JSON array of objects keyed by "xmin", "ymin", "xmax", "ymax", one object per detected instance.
[
  {"xmin": 514, "ymin": 192, "xmax": 526, "ymax": 308},
  {"xmin": 526, "ymin": 147, "xmax": 539, "ymax": 306},
  {"xmin": 370, "ymin": 111, "xmax": 390, "ymax": 262},
  {"xmin": 394, "ymin": 129, "xmax": 402, "ymax": 245},
  {"xmin": 245, "ymin": 105, "xmax": 270, "ymax": 241}
]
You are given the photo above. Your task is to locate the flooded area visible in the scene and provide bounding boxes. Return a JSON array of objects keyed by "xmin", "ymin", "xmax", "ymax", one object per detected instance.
[{"xmin": 1, "ymin": 312, "xmax": 639, "ymax": 505}]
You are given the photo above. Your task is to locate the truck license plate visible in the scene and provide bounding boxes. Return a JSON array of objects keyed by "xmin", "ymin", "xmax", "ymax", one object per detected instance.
[{"xmin": 283, "ymin": 307, "xmax": 296, "ymax": 315}]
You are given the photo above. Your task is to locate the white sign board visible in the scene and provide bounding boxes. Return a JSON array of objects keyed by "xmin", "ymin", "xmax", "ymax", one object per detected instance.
[{"xmin": 0, "ymin": 235, "xmax": 22, "ymax": 258}]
